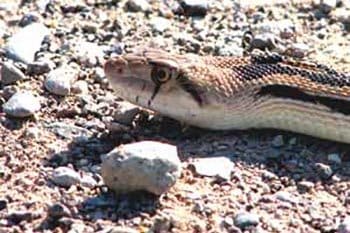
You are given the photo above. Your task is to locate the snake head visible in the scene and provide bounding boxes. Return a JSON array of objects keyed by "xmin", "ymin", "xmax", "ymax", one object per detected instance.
[{"xmin": 104, "ymin": 48, "xmax": 207, "ymax": 120}]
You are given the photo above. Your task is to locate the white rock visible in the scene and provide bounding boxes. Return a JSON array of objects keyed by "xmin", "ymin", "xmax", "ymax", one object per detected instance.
[
  {"xmin": 190, "ymin": 157, "xmax": 234, "ymax": 180},
  {"xmin": 333, "ymin": 8, "xmax": 350, "ymax": 24},
  {"xmin": 72, "ymin": 80, "xmax": 89, "ymax": 94},
  {"xmin": 73, "ymin": 41, "xmax": 105, "ymax": 67},
  {"xmin": 51, "ymin": 166, "xmax": 81, "ymax": 188},
  {"xmin": 44, "ymin": 65, "xmax": 78, "ymax": 96},
  {"xmin": 3, "ymin": 91, "xmax": 40, "ymax": 117},
  {"xmin": 150, "ymin": 17, "xmax": 171, "ymax": 33},
  {"xmin": 101, "ymin": 141, "xmax": 181, "ymax": 195},
  {"xmin": 5, "ymin": 23, "xmax": 49, "ymax": 64},
  {"xmin": 289, "ymin": 43, "xmax": 309, "ymax": 58}
]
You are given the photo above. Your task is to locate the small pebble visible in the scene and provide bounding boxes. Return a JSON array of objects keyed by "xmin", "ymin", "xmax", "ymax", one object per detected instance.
[
  {"xmin": 271, "ymin": 135, "xmax": 284, "ymax": 148},
  {"xmin": 234, "ymin": 212, "xmax": 260, "ymax": 229},
  {"xmin": 179, "ymin": 0, "xmax": 209, "ymax": 17},
  {"xmin": 51, "ymin": 166, "xmax": 81, "ymax": 188},
  {"xmin": 248, "ymin": 33, "xmax": 281, "ymax": 51},
  {"xmin": 44, "ymin": 65, "xmax": 78, "ymax": 96},
  {"xmin": 314, "ymin": 163, "xmax": 333, "ymax": 180},
  {"xmin": 275, "ymin": 191, "xmax": 298, "ymax": 204},
  {"xmin": 47, "ymin": 203, "xmax": 71, "ymax": 218},
  {"xmin": 26, "ymin": 61, "xmax": 52, "ymax": 75},
  {"xmin": 113, "ymin": 101, "xmax": 140, "ymax": 125},
  {"xmin": 72, "ymin": 80, "xmax": 89, "ymax": 94},
  {"xmin": 297, "ymin": 181, "xmax": 315, "ymax": 192},
  {"xmin": 190, "ymin": 157, "xmax": 234, "ymax": 180},
  {"xmin": 126, "ymin": 0, "xmax": 151, "ymax": 12}
]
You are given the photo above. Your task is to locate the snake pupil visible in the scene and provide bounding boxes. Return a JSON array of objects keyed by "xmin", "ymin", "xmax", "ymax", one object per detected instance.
[{"xmin": 151, "ymin": 67, "xmax": 169, "ymax": 84}]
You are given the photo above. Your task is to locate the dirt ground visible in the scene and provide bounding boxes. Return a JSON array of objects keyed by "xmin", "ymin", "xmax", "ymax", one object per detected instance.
[{"xmin": 1, "ymin": 0, "xmax": 350, "ymax": 232}]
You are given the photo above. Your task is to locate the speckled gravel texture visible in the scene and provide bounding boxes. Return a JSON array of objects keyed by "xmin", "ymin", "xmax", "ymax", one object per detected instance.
[{"xmin": 1, "ymin": 0, "xmax": 350, "ymax": 232}]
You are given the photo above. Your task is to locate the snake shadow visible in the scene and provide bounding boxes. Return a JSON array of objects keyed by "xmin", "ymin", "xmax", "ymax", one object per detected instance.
[{"xmin": 134, "ymin": 116, "xmax": 350, "ymax": 185}]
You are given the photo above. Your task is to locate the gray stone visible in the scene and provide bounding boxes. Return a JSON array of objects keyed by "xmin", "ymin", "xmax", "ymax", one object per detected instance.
[
  {"xmin": 275, "ymin": 191, "xmax": 298, "ymax": 204},
  {"xmin": 262, "ymin": 170, "xmax": 278, "ymax": 180},
  {"xmin": 249, "ymin": 33, "xmax": 281, "ymax": 51},
  {"xmin": 48, "ymin": 203, "xmax": 71, "ymax": 218},
  {"xmin": 27, "ymin": 61, "xmax": 52, "ymax": 75},
  {"xmin": 327, "ymin": 153, "xmax": 342, "ymax": 164},
  {"xmin": 45, "ymin": 122, "xmax": 93, "ymax": 139},
  {"xmin": 234, "ymin": 212, "xmax": 260, "ymax": 229},
  {"xmin": 0, "ymin": 62, "xmax": 26, "ymax": 84},
  {"xmin": 101, "ymin": 141, "xmax": 181, "ymax": 195},
  {"xmin": 297, "ymin": 181, "xmax": 315, "ymax": 192},
  {"xmin": 315, "ymin": 163, "xmax": 333, "ymax": 179},
  {"xmin": 338, "ymin": 217, "xmax": 350, "ymax": 233},
  {"xmin": 18, "ymin": 12, "xmax": 41, "ymax": 27},
  {"xmin": 5, "ymin": 23, "xmax": 49, "ymax": 64},
  {"xmin": 51, "ymin": 166, "xmax": 81, "ymax": 188},
  {"xmin": 44, "ymin": 65, "xmax": 78, "ymax": 96},
  {"xmin": 3, "ymin": 91, "xmax": 40, "ymax": 117},
  {"xmin": 126, "ymin": 0, "xmax": 151, "ymax": 12},
  {"xmin": 271, "ymin": 135, "xmax": 284, "ymax": 147},
  {"xmin": 180, "ymin": 0, "xmax": 209, "ymax": 17},
  {"xmin": 190, "ymin": 157, "xmax": 234, "ymax": 180},
  {"xmin": 113, "ymin": 101, "xmax": 140, "ymax": 125}
]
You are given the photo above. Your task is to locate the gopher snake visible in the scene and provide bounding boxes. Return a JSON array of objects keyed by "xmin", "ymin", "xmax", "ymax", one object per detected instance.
[{"xmin": 104, "ymin": 49, "xmax": 350, "ymax": 144}]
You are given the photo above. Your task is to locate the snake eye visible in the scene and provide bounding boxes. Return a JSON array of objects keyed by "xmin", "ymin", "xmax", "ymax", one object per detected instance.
[{"xmin": 151, "ymin": 67, "xmax": 171, "ymax": 84}]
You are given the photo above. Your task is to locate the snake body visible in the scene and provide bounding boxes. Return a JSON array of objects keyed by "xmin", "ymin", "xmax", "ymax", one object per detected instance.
[{"xmin": 104, "ymin": 49, "xmax": 350, "ymax": 143}]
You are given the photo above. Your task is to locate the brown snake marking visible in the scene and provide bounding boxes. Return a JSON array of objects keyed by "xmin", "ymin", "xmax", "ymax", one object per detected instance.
[{"xmin": 104, "ymin": 49, "xmax": 350, "ymax": 143}]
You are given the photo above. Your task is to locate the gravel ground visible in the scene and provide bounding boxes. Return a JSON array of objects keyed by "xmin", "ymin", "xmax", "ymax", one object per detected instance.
[{"xmin": 1, "ymin": 0, "xmax": 350, "ymax": 232}]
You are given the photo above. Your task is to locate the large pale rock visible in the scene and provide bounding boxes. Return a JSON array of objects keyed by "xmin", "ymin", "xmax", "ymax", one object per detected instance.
[
  {"xmin": 3, "ymin": 91, "xmax": 40, "ymax": 117},
  {"xmin": 5, "ymin": 23, "xmax": 49, "ymax": 64},
  {"xmin": 101, "ymin": 141, "xmax": 181, "ymax": 195}
]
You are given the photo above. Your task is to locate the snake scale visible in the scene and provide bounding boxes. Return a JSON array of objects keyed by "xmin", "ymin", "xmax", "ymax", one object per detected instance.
[{"xmin": 104, "ymin": 48, "xmax": 350, "ymax": 144}]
